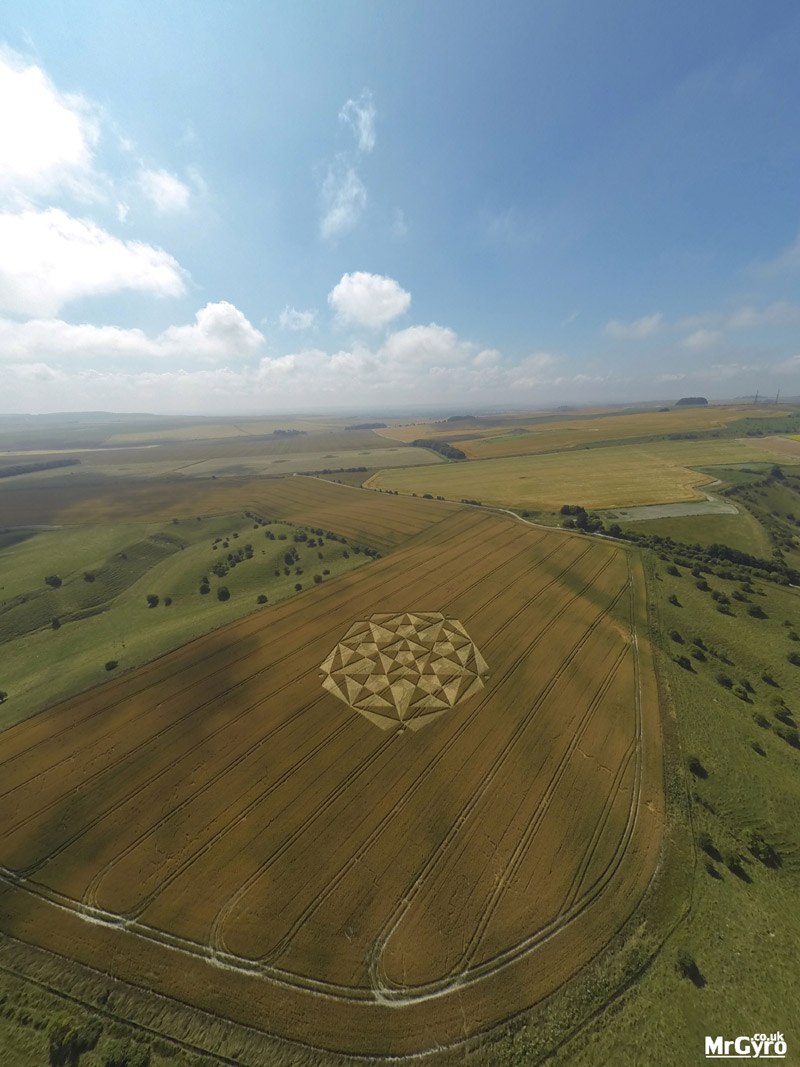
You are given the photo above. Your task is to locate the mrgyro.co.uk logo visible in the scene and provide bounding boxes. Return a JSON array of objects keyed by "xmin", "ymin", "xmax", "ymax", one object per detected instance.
[{"xmin": 705, "ymin": 1033, "xmax": 787, "ymax": 1059}]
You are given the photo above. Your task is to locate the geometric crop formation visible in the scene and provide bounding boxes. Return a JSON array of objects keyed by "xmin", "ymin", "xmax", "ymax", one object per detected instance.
[
  {"xmin": 0, "ymin": 483, "xmax": 664, "ymax": 1058},
  {"xmin": 320, "ymin": 611, "xmax": 489, "ymax": 731}
]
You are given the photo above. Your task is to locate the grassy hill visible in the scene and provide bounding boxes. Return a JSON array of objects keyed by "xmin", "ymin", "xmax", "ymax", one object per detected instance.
[{"xmin": 0, "ymin": 512, "xmax": 374, "ymax": 727}]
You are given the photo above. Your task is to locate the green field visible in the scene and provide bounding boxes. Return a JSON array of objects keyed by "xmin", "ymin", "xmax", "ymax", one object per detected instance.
[
  {"xmin": 3, "ymin": 415, "xmax": 800, "ymax": 1066},
  {"xmin": 365, "ymin": 438, "xmax": 799, "ymax": 511},
  {"xmin": 552, "ymin": 556, "xmax": 800, "ymax": 1065},
  {"xmin": 0, "ymin": 444, "xmax": 440, "ymax": 488},
  {"xmin": 0, "ymin": 513, "xmax": 373, "ymax": 727},
  {"xmin": 620, "ymin": 509, "xmax": 773, "ymax": 557},
  {"xmin": 476, "ymin": 528, "xmax": 800, "ymax": 1066}
]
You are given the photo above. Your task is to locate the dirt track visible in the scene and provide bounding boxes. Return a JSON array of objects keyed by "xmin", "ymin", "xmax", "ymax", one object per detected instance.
[{"xmin": 0, "ymin": 483, "xmax": 663, "ymax": 1056}]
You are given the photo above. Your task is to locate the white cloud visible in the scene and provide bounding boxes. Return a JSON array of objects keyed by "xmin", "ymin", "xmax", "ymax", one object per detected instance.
[
  {"xmin": 0, "ymin": 49, "xmax": 99, "ymax": 203},
  {"xmin": 510, "ymin": 351, "xmax": 558, "ymax": 388},
  {"xmin": 681, "ymin": 328, "xmax": 722, "ymax": 351},
  {"xmin": 483, "ymin": 206, "xmax": 539, "ymax": 245},
  {"xmin": 138, "ymin": 168, "xmax": 191, "ymax": 214},
  {"xmin": 392, "ymin": 207, "xmax": 408, "ymax": 238},
  {"xmin": 1, "ymin": 317, "xmax": 580, "ymax": 413},
  {"xmin": 279, "ymin": 306, "xmax": 316, "ymax": 331},
  {"xmin": 751, "ymin": 232, "xmax": 800, "ymax": 275},
  {"xmin": 320, "ymin": 159, "xmax": 366, "ymax": 239},
  {"xmin": 339, "ymin": 90, "xmax": 376, "ymax": 153},
  {"xmin": 0, "ymin": 207, "xmax": 187, "ymax": 316},
  {"xmin": 727, "ymin": 302, "xmax": 800, "ymax": 329},
  {"xmin": 160, "ymin": 301, "xmax": 264, "ymax": 359},
  {"xmin": 0, "ymin": 301, "xmax": 263, "ymax": 363},
  {"xmin": 381, "ymin": 324, "xmax": 469, "ymax": 364},
  {"xmin": 679, "ymin": 300, "xmax": 800, "ymax": 334},
  {"xmin": 604, "ymin": 312, "xmax": 663, "ymax": 340},
  {"xmin": 328, "ymin": 271, "xmax": 411, "ymax": 329}
]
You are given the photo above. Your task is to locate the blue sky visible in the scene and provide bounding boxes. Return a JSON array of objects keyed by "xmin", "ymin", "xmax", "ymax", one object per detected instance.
[{"xmin": 2, "ymin": 0, "xmax": 800, "ymax": 413}]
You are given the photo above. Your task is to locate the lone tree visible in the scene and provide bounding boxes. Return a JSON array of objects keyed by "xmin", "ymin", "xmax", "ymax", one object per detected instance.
[
  {"xmin": 0, "ymin": 690, "xmax": 7, "ymax": 703},
  {"xmin": 217, "ymin": 586, "xmax": 230, "ymax": 602},
  {"xmin": 146, "ymin": 594, "xmax": 159, "ymax": 608}
]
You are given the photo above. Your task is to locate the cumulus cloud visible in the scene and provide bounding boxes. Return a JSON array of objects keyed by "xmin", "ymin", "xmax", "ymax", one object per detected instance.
[
  {"xmin": 1, "ymin": 316, "xmax": 577, "ymax": 413},
  {"xmin": 160, "ymin": 301, "xmax": 264, "ymax": 359},
  {"xmin": 339, "ymin": 89, "xmax": 376, "ymax": 153},
  {"xmin": 0, "ymin": 49, "xmax": 99, "ymax": 203},
  {"xmin": 604, "ymin": 312, "xmax": 663, "ymax": 340},
  {"xmin": 0, "ymin": 301, "xmax": 263, "ymax": 363},
  {"xmin": 138, "ymin": 168, "xmax": 191, "ymax": 214},
  {"xmin": 328, "ymin": 271, "xmax": 411, "ymax": 328},
  {"xmin": 320, "ymin": 159, "xmax": 367, "ymax": 240},
  {"xmin": 279, "ymin": 306, "xmax": 316, "ymax": 331},
  {"xmin": 0, "ymin": 207, "xmax": 187, "ymax": 316},
  {"xmin": 510, "ymin": 351, "xmax": 558, "ymax": 388}
]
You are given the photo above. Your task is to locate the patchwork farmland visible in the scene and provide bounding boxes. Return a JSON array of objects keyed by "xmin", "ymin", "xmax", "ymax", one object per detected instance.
[{"xmin": 0, "ymin": 481, "xmax": 663, "ymax": 1056}]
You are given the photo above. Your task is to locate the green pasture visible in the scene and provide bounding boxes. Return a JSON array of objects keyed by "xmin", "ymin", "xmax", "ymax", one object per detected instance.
[{"xmin": 0, "ymin": 513, "xmax": 371, "ymax": 727}]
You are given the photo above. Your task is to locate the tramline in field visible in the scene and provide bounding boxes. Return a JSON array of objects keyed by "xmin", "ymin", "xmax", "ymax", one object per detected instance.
[{"xmin": 0, "ymin": 483, "xmax": 663, "ymax": 1056}]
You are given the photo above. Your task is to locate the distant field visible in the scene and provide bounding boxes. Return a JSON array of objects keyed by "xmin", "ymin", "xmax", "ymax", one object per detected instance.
[
  {"xmin": 0, "ymin": 513, "xmax": 374, "ymax": 726},
  {"xmin": 750, "ymin": 434, "xmax": 800, "ymax": 457},
  {"xmin": 0, "ymin": 445, "xmax": 437, "ymax": 484},
  {"xmin": 377, "ymin": 405, "xmax": 789, "ymax": 459},
  {"xmin": 0, "ymin": 432, "xmax": 436, "ymax": 489},
  {"xmin": 0, "ymin": 474, "xmax": 458, "ymax": 549},
  {"xmin": 0, "ymin": 499, "xmax": 661, "ymax": 1056},
  {"xmin": 364, "ymin": 439, "xmax": 799, "ymax": 510}
]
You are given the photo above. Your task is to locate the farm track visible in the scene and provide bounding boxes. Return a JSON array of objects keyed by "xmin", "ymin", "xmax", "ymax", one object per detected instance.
[
  {"xmin": 0, "ymin": 506, "xmax": 486, "ymax": 796},
  {"xmin": 174, "ymin": 527, "xmax": 583, "ymax": 948},
  {"xmin": 216, "ymin": 537, "xmax": 601, "ymax": 962},
  {"xmin": 5, "ymin": 512, "xmax": 523, "ymax": 886},
  {"xmin": 0, "ymin": 480, "xmax": 663, "ymax": 1055},
  {"xmin": 371, "ymin": 563, "xmax": 630, "ymax": 996},
  {"xmin": 454, "ymin": 641, "xmax": 632, "ymax": 976},
  {"xmin": 0, "ymin": 502, "xmax": 469, "ymax": 771}
]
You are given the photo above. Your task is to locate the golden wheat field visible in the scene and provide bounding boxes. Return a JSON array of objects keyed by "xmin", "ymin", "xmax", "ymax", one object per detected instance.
[
  {"xmin": 0, "ymin": 480, "xmax": 662, "ymax": 1056},
  {"xmin": 378, "ymin": 405, "xmax": 789, "ymax": 459},
  {"xmin": 364, "ymin": 438, "xmax": 799, "ymax": 510}
]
